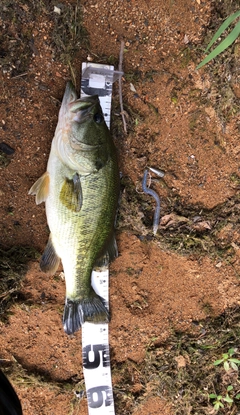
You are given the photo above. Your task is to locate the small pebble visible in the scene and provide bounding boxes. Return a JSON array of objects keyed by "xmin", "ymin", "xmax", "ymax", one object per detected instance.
[{"xmin": 0, "ymin": 142, "xmax": 15, "ymax": 155}]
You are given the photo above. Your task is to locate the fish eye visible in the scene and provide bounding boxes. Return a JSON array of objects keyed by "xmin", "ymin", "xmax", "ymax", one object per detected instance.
[{"xmin": 94, "ymin": 113, "xmax": 104, "ymax": 124}]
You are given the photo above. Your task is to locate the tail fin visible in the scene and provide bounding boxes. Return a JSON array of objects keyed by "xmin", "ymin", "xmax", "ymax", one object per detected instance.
[{"xmin": 63, "ymin": 296, "xmax": 109, "ymax": 335}]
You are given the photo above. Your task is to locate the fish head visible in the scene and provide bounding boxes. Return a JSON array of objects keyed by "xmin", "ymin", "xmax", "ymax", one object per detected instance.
[
  {"xmin": 69, "ymin": 95, "xmax": 109, "ymax": 148},
  {"xmin": 55, "ymin": 82, "xmax": 110, "ymax": 174}
]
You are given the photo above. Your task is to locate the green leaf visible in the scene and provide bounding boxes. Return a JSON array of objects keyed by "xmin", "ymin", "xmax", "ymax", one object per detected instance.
[
  {"xmin": 205, "ymin": 10, "xmax": 240, "ymax": 52},
  {"xmin": 214, "ymin": 402, "xmax": 224, "ymax": 410},
  {"xmin": 228, "ymin": 348, "xmax": 235, "ymax": 356},
  {"xmin": 235, "ymin": 394, "xmax": 240, "ymax": 399},
  {"xmin": 224, "ymin": 361, "xmax": 230, "ymax": 371},
  {"xmin": 229, "ymin": 358, "xmax": 240, "ymax": 364},
  {"xmin": 227, "ymin": 385, "xmax": 233, "ymax": 392},
  {"xmin": 209, "ymin": 393, "xmax": 217, "ymax": 399},
  {"xmin": 222, "ymin": 353, "xmax": 229, "ymax": 360},
  {"xmin": 230, "ymin": 362, "xmax": 239, "ymax": 371},
  {"xmin": 223, "ymin": 395, "xmax": 233, "ymax": 404},
  {"xmin": 196, "ymin": 21, "xmax": 240, "ymax": 69},
  {"xmin": 213, "ymin": 359, "xmax": 224, "ymax": 366}
]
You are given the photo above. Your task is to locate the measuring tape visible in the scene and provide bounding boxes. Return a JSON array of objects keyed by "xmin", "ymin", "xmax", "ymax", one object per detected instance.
[
  {"xmin": 80, "ymin": 63, "xmax": 122, "ymax": 415},
  {"xmin": 82, "ymin": 270, "xmax": 114, "ymax": 414}
]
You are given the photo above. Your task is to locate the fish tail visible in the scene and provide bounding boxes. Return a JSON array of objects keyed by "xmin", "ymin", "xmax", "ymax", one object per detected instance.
[{"xmin": 63, "ymin": 295, "xmax": 109, "ymax": 335}]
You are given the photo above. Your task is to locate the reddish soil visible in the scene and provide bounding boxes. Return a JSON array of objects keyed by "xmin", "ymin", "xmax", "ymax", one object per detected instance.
[{"xmin": 0, "ymin": 1, "xmax": 239, "ymax": 414}]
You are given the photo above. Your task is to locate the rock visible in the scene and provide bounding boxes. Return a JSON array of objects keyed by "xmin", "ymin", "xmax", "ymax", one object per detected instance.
[{"xmin": 0, "ymin": 142, "xmax": 15, "ymax": 155}]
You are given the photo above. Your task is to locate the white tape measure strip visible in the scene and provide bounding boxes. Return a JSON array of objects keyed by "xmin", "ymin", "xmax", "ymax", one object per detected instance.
[
  {"xmin": 82, "ymin": 270, "xmax": 114, "ymax": 415},
  {"xmin": 80, "ymin": 63, "xmax": 122, "ymax": 415}
]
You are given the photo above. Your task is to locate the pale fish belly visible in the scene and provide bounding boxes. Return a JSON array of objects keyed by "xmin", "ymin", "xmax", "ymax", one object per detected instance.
[
  {"xmin": 45, "ymin": 156, "xmax": 112, "ymax": 300},
  {"xmin": 45, "ymin": 177, "xmax": 83, "ymax": 299}
]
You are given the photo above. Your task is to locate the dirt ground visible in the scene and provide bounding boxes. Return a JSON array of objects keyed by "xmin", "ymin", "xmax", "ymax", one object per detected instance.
[{"xmin": 0, "ymin": 0, "xmax": 240, "ymax": 414}]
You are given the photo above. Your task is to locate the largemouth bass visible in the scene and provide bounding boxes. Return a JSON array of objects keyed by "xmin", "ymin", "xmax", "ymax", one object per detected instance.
[{"xmin": 29, "ymin": 82, "xmax": 120, "ymax": 335}]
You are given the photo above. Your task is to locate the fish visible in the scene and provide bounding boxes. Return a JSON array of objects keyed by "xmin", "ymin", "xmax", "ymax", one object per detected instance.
[{"xmin": 29, "ymin": 81, "xmax": 120, "ymax": 335}]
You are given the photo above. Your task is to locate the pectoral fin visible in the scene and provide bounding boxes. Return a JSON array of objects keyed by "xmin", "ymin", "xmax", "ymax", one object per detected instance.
[
  {"xmin": 28, "ymin": 172, "xmax": 50, "ymax": 204},
  {"xmin": 60, "ymin": 173, "xmax": 82, "ymax": 212},
  {"xmin": 40, "ymin": 234, "xmax": 60, "ymax": 275}
]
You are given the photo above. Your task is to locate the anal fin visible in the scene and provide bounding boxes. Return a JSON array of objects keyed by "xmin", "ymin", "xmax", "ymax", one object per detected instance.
[
  {"xmin": 40, "ymin": 234, "xmax": 60, "ymax": 275},
  {"xmin": 28, "ymin": 171, "xmax": 50, "ymax": 204}
]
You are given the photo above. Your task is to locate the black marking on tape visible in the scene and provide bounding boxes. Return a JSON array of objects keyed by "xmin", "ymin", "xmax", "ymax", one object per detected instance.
[
  {"xmin": 87, "ymin": 386, "xmax": 114, "ymax": 408},
  {"xmin": 83, "ymin": 344, "xmax": 110, "ymax": 369}
]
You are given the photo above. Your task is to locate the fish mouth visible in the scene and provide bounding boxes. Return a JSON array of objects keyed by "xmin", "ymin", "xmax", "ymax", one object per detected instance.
[
  {"xmin": 70, "ymin": 140, "xmax": 100, "ymax": 151},
  {"xmin": 62, "ymin": 82, "xmax": 78, "ymax": 106},
  {"xmin": 69, "ymin": 95, "xmax": 99, "ymax": 124}
]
